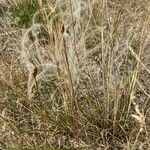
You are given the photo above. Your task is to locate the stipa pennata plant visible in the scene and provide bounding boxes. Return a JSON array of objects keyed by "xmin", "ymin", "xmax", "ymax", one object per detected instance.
[{"xmin": 0, "ymin": 0, "xmax": 150, "ymax": 149}]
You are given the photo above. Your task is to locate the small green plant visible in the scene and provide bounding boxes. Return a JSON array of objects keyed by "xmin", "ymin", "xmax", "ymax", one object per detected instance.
[
  {"xmin": 10, "ymin": 0, "xmax": 41, "ymax": 27},
  {"xmin": 10, "ymin": 0, "xmax": 60, "ymax": 42}
]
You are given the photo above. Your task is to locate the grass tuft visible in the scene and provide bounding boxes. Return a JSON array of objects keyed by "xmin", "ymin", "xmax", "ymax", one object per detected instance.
[{"xmin": 0, "ymin": 0, "xmax": 150, "ymax": 149}]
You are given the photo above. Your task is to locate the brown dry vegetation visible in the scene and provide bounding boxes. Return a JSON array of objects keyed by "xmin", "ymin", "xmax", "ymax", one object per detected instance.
[{"xmin": 0, "ymin": 0, "xmax": 150, "ymax": 149}]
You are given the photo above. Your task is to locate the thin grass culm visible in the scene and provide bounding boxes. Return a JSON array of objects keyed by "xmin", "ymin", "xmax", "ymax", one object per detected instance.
[{"xmin": 0, "ymin": 0, "xmax": 150, "ymax": 149}]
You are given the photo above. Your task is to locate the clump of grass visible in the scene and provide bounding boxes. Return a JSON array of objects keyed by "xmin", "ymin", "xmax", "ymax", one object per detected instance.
[{"xmin": 0, "ymin": 0, "xmax": 150, "ymax": 149}]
